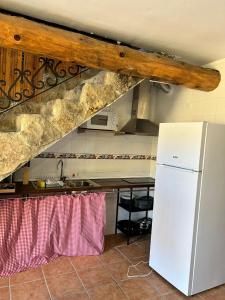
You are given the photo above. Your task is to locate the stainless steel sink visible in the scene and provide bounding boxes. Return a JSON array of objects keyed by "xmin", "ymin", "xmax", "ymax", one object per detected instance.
[
  {"xmin": 65, "ymin": 179, "xmax": 100, "ymax": 188},
  {"xmin": 32, "ymin": 179, "xmax": 100, "ymax": 190},
  {"xmin": 32, "ymin": 181, "xmax": 65, "ymax": 189}
]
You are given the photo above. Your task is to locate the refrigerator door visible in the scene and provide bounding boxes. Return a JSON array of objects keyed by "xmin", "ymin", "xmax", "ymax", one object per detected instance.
[
  {"xmin": 150, "ymin": 164, "xmax": 201, "ymax": 295},
  {"xmin": 191, "ymin": 123, "xmax": 225, "ymax": 294},
  {"xmin": 157, "ymin": 122, "xmax": 206, "ymax": 171}
]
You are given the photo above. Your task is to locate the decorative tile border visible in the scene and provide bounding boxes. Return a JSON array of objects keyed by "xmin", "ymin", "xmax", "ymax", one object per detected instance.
[{"xmin": 36, "ymin": 152, "xmax": 157, "ymax": 160}]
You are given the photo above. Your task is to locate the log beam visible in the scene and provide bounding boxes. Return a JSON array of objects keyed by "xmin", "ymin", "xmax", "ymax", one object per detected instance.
[{"xmin": 0, "ymin": 13, "xmax": 220, "ymax": 91}]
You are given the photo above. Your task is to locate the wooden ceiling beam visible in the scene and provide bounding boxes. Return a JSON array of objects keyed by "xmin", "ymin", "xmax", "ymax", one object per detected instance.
[{"xmin": 0, "ymin": 13, "xmax": 220, "ymax": 91}]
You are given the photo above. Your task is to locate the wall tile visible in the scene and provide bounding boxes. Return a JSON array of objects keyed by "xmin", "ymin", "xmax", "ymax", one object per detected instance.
[{"xmin": 14, "ymin": 126, "xmax": 153, "ymax": 181}]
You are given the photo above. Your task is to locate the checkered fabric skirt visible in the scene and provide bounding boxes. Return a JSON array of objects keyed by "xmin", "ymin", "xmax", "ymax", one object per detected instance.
[{"xmin": 0, "ymin": 193, "xmax": 105, "ymax": 276}]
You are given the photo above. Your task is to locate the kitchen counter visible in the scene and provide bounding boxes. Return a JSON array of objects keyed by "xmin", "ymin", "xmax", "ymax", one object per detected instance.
[{"xmin": 0, "ymin": 177, "xmax": 155, "ymax": 199}]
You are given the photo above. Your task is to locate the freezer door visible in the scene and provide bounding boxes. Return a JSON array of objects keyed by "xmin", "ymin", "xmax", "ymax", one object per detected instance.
[
  {"xmin": 150, "ymin": 164, "xmax": 201, "ymax": 295},
  {"xmin": 157, "ymin": 122, "xmax": 206, "ymax": 171}
]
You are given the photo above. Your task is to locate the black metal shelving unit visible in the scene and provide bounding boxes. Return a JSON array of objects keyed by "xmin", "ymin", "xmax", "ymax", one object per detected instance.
[{"xmin": 115, "ymin": 186, "xmax": 154, "ymax": 245}]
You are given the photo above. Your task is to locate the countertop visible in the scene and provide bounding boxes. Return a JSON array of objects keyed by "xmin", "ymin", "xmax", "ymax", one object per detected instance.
[{"xmin": 0, "ymin": 177, "xmax": 155, "ymax": 199}]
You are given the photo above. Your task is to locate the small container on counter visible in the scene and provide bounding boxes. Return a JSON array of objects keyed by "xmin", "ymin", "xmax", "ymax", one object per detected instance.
[{"xmin": 37, "ymin": 180, "xmax": 46, "ymax": 188}]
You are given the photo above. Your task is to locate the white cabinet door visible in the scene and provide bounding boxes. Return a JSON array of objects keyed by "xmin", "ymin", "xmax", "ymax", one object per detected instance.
[
  {"xmin": 157, "ymin": 122, "xmax": 206, "ymax": 171},
  {"xmin": 150, "ymin": 164, "xmax": 201, "ymax": 295}
]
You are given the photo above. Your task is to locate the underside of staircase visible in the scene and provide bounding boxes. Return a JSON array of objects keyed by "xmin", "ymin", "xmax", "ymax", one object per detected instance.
[{"xmin": 0, "ymin": 69, "xmax": 141, "ymax": 181}]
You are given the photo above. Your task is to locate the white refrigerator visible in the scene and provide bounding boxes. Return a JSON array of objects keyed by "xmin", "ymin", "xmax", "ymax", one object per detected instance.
[{"xmin": 149, "ymin": 122, "xmax": 225, "ymax": 296}]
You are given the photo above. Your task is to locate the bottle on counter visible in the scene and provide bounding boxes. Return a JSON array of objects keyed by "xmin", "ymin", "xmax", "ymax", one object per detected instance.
[{"xmin": 22, "ymin": 162, "xmax": 30, "ymax": 185}]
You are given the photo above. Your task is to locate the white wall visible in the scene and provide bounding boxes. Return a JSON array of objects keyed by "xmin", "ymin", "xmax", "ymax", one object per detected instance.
[
  {"xmin": 149, "ymin": 58, "xmax": 225, "ymax": 178},
  {"xmin": 14, "ymin": 87, "xmax": 156, "ymax": 235},
  {"xmin": 154, "ymin": 58, "xmax": 225, "ymax": 124}
]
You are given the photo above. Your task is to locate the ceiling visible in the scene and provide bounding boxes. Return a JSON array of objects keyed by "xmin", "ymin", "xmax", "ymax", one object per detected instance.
[{"xmin": 0, "ymin": 0, "xmax": 225, "ymax": 64}]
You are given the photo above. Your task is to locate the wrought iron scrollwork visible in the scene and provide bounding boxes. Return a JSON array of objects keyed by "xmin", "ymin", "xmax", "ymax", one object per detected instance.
[{"xmin": 0, "ymin": 53, "xmax": 88, "ymax": 113}]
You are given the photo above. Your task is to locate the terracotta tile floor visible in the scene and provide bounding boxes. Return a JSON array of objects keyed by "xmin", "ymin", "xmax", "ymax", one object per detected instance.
[{"xmin": 0, "ymin": 234, "xmax": 225, "ymax": 299}]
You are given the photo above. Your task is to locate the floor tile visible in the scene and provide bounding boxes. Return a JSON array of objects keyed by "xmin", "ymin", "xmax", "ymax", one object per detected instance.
[
  {"xmin": 46, "ymin": 272, "xmax": 84, "ymax": 299},
  {"xmin": 106, "ymin": 260, "xmax": 138, "ymax": 281},
  {"xmin": 130, "ymin": 257, "xmax": 152, "ymax": 277},
  {"xmin": 11, "ymin": 279, "xmax": 50, "ymax": 300},
  {"xmin": 199, "ymin": 286, "xmax": 225, "ymax": 300},
  {"xmin": 104, "ymin": 234, "xmax": 126, "ymax": 251},
  {"xmin": 77, "ymin": 265, "xmax": 114, "ymax": 289},
  {"xmin": 136, "ymin": 239, "xmax": 151, "ymax": 252},
  {"xmin": 88, "ymin": 282, "xmax": 127, "ymax": 300},
  {"xmin": 119, "ymin": 278, "xmax": 160, "ymax": 300},
  {"xmin": 100, "ymin": 248, "xmax": 126, "ymax": 265},
  {"xmin": 130, "ymin": 255, "xmax": 149, "ymax": 264},
  {"xmin": 6, "ymin": 234, "xmax": 225, "ymax": 300},
  {"xmin": 146, "ymin": 271, "xmax": 175, "ymax": 295},
  {"xmin": 70, "ymin": 255, "xmax": 101, "ymax": 270},
  {"xmin": 10, "ymin": 268, "xmax": 43, "ymax": 286},
  {"xmin": 0, "ymin": 287, "xmax": 10, "ymax": 300},
  {"xmin": 117, "ymin": 243, "xmax": 146, "ymax": 259},
  {"xmin": 157, "ymin": 290, "xmax": 203, "ymax": 299},
  {"xmin": 0, "ymin": 277, "xmax": 9, "ymax": 288},
  {"xmin": 51, "ymin": 291, "xmax": 89, "ymax": 300},
  {"xmin": 42, "ymin": 257, "xmax": 74, "ymax": 278}
]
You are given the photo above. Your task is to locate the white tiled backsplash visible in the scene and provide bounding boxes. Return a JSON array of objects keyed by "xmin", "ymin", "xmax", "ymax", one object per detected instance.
[{"xmin": 14, "ymin": 130, "xmax": 154, "ymax": 180}]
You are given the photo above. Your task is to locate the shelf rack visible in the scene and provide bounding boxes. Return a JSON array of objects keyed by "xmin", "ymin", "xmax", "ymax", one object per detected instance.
[{"xmin": 115, "ymin": 186, "xmax": 154, "ymax": 245}]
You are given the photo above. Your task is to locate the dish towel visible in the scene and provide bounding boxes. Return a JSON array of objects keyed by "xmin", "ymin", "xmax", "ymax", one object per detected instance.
[{"xmin": 0, "ymin": 193, "xmax": 105, "ymax": 276}]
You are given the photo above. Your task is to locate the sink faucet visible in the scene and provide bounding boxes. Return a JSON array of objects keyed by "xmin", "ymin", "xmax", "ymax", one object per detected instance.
[{"xmin": 57, "ymin": 159, "xmax": 65, "ymax": 181}]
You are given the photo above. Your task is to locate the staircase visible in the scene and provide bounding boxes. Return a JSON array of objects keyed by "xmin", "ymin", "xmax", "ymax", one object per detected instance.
[{"xmin": 0, "ymin": 69, "xmax": 141, "ymax": 181}]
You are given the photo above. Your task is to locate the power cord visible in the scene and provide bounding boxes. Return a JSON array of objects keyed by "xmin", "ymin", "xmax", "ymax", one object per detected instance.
[
  {"xmin": 127, "ymin": 260, "xmax": 153, "ymax": 278},
  {"xmin": 115, "ymin": 243, "xmax": 153, "ymax": 279}
]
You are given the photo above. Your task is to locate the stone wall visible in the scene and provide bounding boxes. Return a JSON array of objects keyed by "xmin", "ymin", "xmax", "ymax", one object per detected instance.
[{"xmin": 0, "ymin": 69, "xmax": 141, "ymax": 180}]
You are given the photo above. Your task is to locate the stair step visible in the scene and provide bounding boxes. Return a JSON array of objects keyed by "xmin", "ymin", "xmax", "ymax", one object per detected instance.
[{"xmin": 0, "ymin": 71, "xmax": 141, "ymax": 181}]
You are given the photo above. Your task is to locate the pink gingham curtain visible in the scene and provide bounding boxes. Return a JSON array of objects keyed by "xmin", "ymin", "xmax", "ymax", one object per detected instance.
[{"xmin": 0, "ymin": 193, "xmax": 106, "ymax": 276}]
